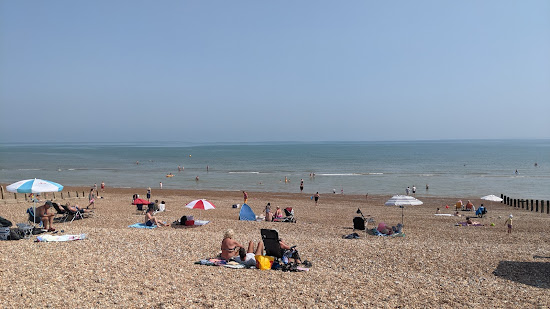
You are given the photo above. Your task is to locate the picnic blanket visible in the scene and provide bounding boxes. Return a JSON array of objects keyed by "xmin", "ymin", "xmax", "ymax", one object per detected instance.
[
  {"xmin": 36, "ymin": 234, "xmax": 86, "ymax": 242},
  {"xmin": 129, "ymin": 223, "xmax": 157, "ymax": 229}
]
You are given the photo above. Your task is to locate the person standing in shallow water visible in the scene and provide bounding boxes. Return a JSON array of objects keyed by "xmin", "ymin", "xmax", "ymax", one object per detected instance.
[
  {"xmin": 300, "ymin": 179, "xmax": 304, "ymax": 192},
  {"xmin": 243, "ymin": 191, "xmax": 248, "ymax": 204},
  {"xmin": 314, "ymin": 192, "xmax": 319, "ymax": 205}
]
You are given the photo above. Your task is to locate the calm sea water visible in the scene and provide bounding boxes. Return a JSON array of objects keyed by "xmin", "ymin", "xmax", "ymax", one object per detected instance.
[{"xmin": 0, "ymin": 140, "xmax": 549, "ymax": 200}]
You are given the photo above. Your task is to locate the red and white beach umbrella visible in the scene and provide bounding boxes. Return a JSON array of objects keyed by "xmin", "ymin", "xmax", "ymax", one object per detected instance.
[{"xmin": 185, "ymin": 199, "xmax": 216, "ymax": 210}]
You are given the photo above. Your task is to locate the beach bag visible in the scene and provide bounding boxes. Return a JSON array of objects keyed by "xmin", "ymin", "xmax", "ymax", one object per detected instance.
[
  {"xmin": 255, "ymin": 255, "xmax": 274, "ymax": 270},
  {"xmin": 0, "ymin": 227, "xmax": 9, "ymax": 240},
  {"xmin": 8, "ymin": 228, "xmax": 24, "ymax": 241},
  {"xmin": 0, "ymin": 216, "xmax": 12, "ymax": 228}
]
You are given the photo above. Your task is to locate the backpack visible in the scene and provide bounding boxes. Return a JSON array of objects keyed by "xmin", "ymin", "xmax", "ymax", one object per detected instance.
[
  {"xmin": 8, "ymin": 228, "xmax": 23, "ymax": 241},
  {"xmin": 0, "ymin": 216, "xmax": 12, "ymax": 227}
]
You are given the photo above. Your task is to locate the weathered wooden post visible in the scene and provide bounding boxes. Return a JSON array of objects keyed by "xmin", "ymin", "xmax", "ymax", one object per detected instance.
[
  {"xmin": 500, "ymin": 194, "xmax": 504, "ymax": 203},
  {"xmin": 68, "ymin": 192, "xmax": 71, "ymax": 198},
  {"xmin": 76, "ymin": 191, "xmax": 78, "ymax": 197},
  {"xmin": 507, "ymin": 197, "xmax": 511, "ymax": 206},
  {"xmin": 82, "ymin": 191, "xmax": 85, "ymax": 198},
  {"xmin": 521, "ymin": 200, "xmax": 525, "ymax": 209},
  {"xmin": 530, "ymin": 199, "xmax": 534, "ymax": 212},
  {"xmin": 25, "ymin": 194, "xmax": 28, "ymax": 201},
  {"xmin": 53, "ymin": 192, "xmax": 56, "ymax": 199},
  {"xmin": 547, "ymin": 201, "xmax": 549, "ymax": 214},
  {"xmin": 513, "ymin": 199, "xmax": 516, "ymax": 207},
  {"xmin": 1, "ymin": 186, "xmax": 3, "ymax": 199},
  {"xmin": 536, "ymin": 200, "xmax": 539, "ymax": 212}
]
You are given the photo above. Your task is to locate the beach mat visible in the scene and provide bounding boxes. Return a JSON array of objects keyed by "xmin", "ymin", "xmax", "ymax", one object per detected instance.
[
  {"xmin": 129, "ymin": 223, "xmax": 157, "ymax": 229},
  {"xmin": 36, "ymin": 234, "xmax": 86, "ymax": 242}
]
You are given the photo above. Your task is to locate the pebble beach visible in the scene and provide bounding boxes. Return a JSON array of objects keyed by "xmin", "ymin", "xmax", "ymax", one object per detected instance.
[{"xmin": 1, "ymin": 186, "xmax": 549, "ymax": 308}]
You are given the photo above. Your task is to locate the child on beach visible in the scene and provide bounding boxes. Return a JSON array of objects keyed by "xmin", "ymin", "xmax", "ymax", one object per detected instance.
[{"xmin": 504, "ymin": 214, "xmax": 513, "ymax": 234}]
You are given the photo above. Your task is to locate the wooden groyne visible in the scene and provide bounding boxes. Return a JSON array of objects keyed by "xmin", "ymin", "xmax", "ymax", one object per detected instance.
[
  {"xmin": 0, "ymin": 185, "xmax": 85, "ymax": 204},
  {"xmin": 501, "ymin": 194, "xmax": 549, "ymax": 214}
]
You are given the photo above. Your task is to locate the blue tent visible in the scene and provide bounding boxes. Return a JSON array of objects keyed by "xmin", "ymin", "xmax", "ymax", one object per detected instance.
[{"xmin": 239, "ymin": 204, "xmax": 256, "ymax": 221}]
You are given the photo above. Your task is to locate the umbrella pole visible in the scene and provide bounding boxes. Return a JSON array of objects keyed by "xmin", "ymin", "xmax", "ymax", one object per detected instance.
[{"xmin": 401, "ymin": 206, "xmax": 404, "ymax": 229}]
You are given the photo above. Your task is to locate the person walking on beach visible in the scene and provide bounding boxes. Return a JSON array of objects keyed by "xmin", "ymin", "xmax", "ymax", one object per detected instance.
[
  {"xmin": 93, "ymin": 183, "xmax": 98, "ymax": 196},
  {"xmin": 146, "ymin": 187, "xmax": 151, "ymax": 201},
  {"xmin": 243, "ymin": 191, "xmax": 248, "ymax": 204},
  {"xmin": 300, "ymin": 179, "xmax": 304, "ymax": 192},
  {"xmin": 87, "ymin": 188, "xmax": 96, "ymax": 209},
  {"xmin": 504, "ymin": 214, "xmax": 513, "ymax": 234},
  {"xmin": 101, "ymin": 181, "xmax": 105, "ymax": 192},
  {"xmin": 159, "ymin": 182, "xmax": 163, "ymax": 189},
  {"xmin": 314, "ymin": 192, "xmax": 320, "ymax": 205},
  {"xmin": 412, "ymin": 185, "xmax": 416, "ymax": 196},
  {"xmin": 406, "ymin": 187, "xmax": 411, "ymax": 195}
]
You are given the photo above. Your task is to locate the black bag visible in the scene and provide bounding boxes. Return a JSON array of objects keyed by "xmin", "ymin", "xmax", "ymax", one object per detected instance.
[
  {"xmin": 0, "ymin": 216, "xmax": 12, "ymax": 227},
  {"xmin": 32, "ymin": 227, "xmax": 45, "ymax": 235},
  {"xmin": 8, "ymin": 228, "xmax": 23, "ymax": 240},
  {"xmin": 179, "ymin": 216, "xmax": 187, "ymax": 225}
]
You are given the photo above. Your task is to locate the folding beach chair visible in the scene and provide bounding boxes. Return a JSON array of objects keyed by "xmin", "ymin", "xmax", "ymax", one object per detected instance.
[
  {"xmin": 261, "ymin": 229, "xmax": 283, "ymax": 259},
  {"xmin": 52, "ymin": 203, "xmax": 69, "ymax": 223},
  {"xmin": 260, "ymin": 229, "xmax": 301, "ymax": 266},
  {"xmin": 26, "ymin": 207, "xmax": 43, "ymax": 227},
  {"xmin": 62, "ymin": 205, "xmax": 84, "ymax": 223}
]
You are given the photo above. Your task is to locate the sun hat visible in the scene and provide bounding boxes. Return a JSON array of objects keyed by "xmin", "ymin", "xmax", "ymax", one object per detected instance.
[
  {"xmin": 45, "ymin": 200, "xmax": 53, "ymax": 206},
  {"xmin": 509, "ymin": 214, "xmax": 513, "ymax": 218}
]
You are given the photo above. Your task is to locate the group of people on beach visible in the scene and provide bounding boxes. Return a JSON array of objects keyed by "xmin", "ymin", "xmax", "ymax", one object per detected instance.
[{"xmin": 220, "ymin": 229, "xmax": 301, "ymax": 265}]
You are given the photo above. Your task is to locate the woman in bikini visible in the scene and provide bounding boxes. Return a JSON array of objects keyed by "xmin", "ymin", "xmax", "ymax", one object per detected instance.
[
  {"xmin": 220, "ymin": 229, "xmax": 245, "ymax": 261},
  {"xmin": 274, "ymin": 206, "xmax": 284, "ymax": 219}
]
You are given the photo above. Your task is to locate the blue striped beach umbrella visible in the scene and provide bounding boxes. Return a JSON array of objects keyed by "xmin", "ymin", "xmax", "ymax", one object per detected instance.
[
  {"xmin": 7, "ymin": 179, "xmax": 64, "ymax": 225},
  {"xmin": 7, "ymin": 178, "xmax": 63, "ymax": 193}
]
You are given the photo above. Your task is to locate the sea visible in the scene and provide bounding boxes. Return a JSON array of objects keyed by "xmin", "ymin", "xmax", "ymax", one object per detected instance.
[{"xmin": 0, "ymin": 140, "xmax": 549, "ymax": 200}]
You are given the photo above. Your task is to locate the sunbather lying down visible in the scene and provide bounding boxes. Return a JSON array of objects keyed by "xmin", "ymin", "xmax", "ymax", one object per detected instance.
[
  {"xmin": 233, "ymin": 241, "xmax": 264, "ymax": 266},
  {"xmin": 65, "ymin": 202, "xmax": 93, "ymax": 213},
  {"xmin": 457, "ymin": 217, "xmax": 483, "ymax": 226}
]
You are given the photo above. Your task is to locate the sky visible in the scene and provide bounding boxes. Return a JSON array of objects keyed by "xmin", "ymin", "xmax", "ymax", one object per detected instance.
[{"xmin": 1, "ymin": 1, "xmax": 549, "ymax": 143}]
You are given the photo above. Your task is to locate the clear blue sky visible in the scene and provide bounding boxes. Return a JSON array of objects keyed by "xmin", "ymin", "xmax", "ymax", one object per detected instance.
[{"xmin": 1, "ymin": 1, "xmax": 549, "ymax": 143}]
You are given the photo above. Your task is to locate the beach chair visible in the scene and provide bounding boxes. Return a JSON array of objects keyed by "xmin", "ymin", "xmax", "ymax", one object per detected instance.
[
  {"xmin": 354, "ymin": 209, "xmax": 375, "ymax": 234},
  {"xmin": 261, "ymin": 229, "xmax": 301, "ymax": 266},
  {"xmin": 26, "ymin": 207, "xmax": 43, "ymax": 227},
  {"xmin": 261, "ymin": 229, "xmax": 284, "ymax": 259},
  {"xmin": 62, "ymin": 205, "xmax": 84, "ymax": 223},
  {"xmin": 52, "ymin": 203, "xmax": 69, "ymax": 223}
]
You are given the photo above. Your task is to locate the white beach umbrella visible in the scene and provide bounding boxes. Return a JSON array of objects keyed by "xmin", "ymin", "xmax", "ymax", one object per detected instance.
[
  {"xmin": 385, "ymin": 195, "xmax": 423, "ymax": 228},
  {"xmin": 384, "ymin": 195, "xmax": 424, "ymax": 207},
  {"xmin": 480, "ymin": 195, "xmax": 503, "ymax": 202},
  {"xmin": 6, "ymin": 178, "xmax": 64, "ymax": 225},
  {"xmin": 480, "ymin": 194, "xmax": 503, "ymax": 210}
]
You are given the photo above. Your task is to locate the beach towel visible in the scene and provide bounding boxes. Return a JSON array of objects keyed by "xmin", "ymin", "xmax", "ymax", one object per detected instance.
[
  {"xmin": 195, "ymin": 258, "xmax": 227, "ymax": 266},
  {"xmin": 239, "ymin": 204, "xmax": 256, "ymax": 221},
  {"xmin": 129, "ymin": 223, "xmax": 157, "ymax": 229},
  {"xmin": 36, "ymin": 234, "xmax": 86, "ymax": 242},
  {"xmin": 434, "ymin": 214, "xmax": 453, "ymax": 216},
  {"xmin": 224, "ymin": 262, "xmax": 246, "ymax": 269}
]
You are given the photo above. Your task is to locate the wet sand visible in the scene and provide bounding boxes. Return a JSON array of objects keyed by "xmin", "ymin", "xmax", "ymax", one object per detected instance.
[{"xmin": 1, "ymin": 186, "xmax": 549, "ymax": 308}]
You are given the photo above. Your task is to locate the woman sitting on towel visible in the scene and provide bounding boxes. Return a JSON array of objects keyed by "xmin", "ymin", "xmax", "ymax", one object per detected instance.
[
  {"xmin": 144, "ymin": 207, "xmax": 170, "ymax": 227},
  {"xmin": 220, "ymin": 229, "xmax": 245, "ymax": 261}
]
